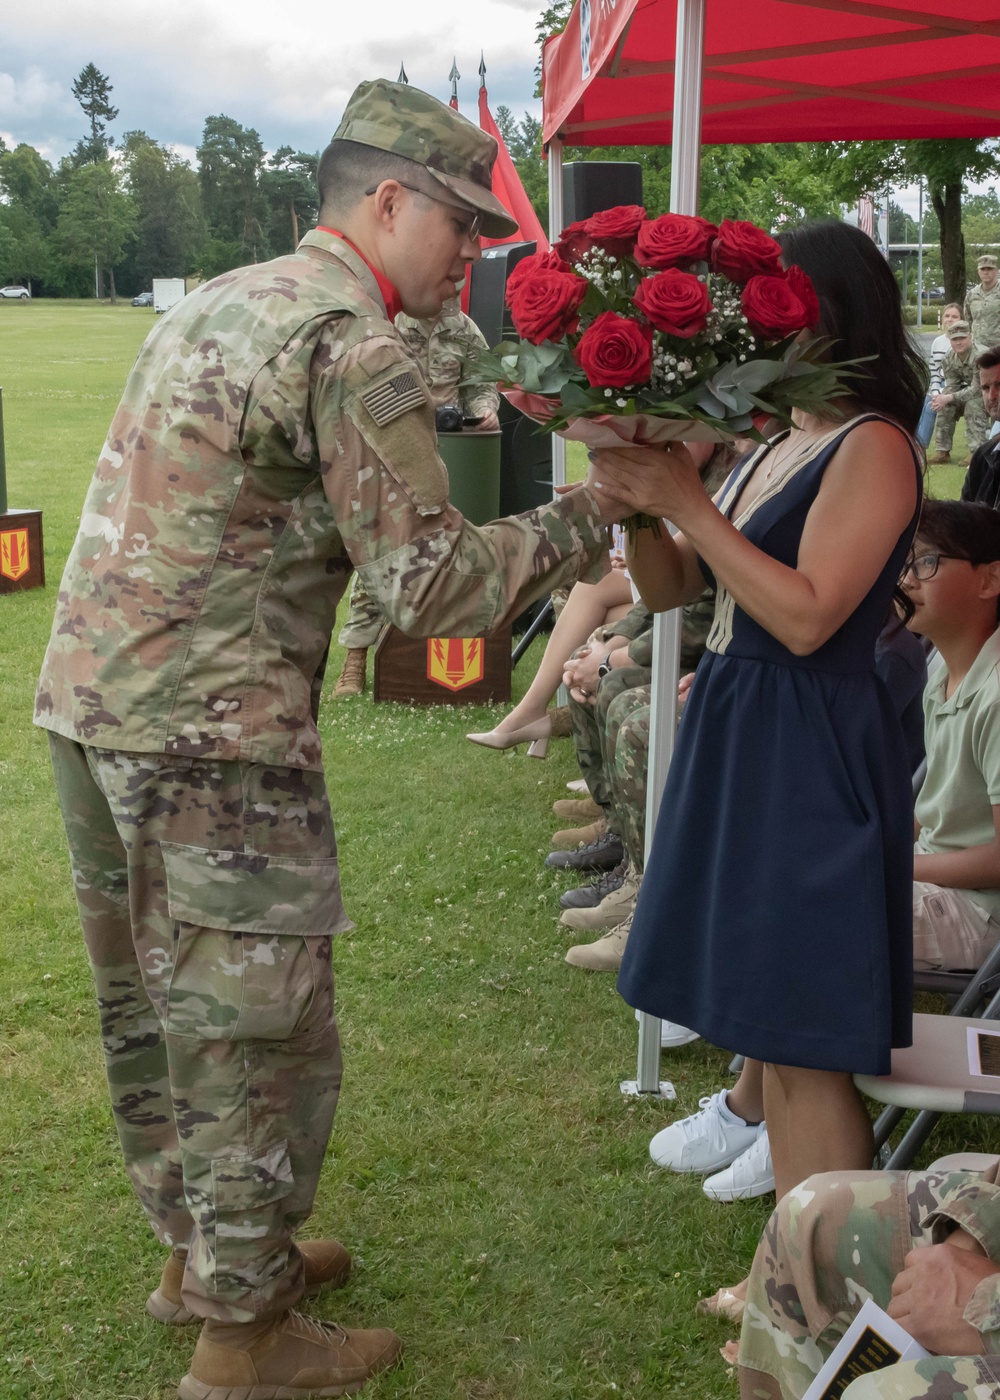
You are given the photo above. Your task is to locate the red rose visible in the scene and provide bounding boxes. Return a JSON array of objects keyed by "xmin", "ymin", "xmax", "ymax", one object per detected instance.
[
  {"xmin": 583, "ymin": 204, "xmax": 647, "ymax": 256},
  {"xmin": 632, "ymin": 268, "xmax": 712, "ymax": 338},
  {"xmin": 506, "ymin": 249, "xmax": 573, "ymax": 302},
  {"xmin": 741, "ymin": 273, "xmax": 810, "ymax": 340},
  {"xmin": 509, "ymin": 270, "xmax": 588, "ymax": 344},
  {"xmin": 554, "ymin": 219, "xmax": 596, "ymax": 264},
  {"xmin": 574, "ymin": 311, "xmax": 653, "ymax": 388},
  {"xmin": 711, "ymin": 219, "xmax": 783, "ymax": 284},
  {"xmin": 635, "ymin": 213, "xmax": 718, "ymax": 270},
  {"xmin": 784, "ymin": 263, "xmax": 821, "ymax": 329}
]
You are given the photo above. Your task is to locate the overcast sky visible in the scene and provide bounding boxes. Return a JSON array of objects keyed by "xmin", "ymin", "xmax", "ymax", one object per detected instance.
[{"xmin": 0, "ymin": 0, "xmax": 544, "ymax": 165}]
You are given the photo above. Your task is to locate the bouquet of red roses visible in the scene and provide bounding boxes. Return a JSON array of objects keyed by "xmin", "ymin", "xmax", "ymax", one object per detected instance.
[{"xmin": 466, "ymin": 206, "xmax": 858, "ymax": 449}]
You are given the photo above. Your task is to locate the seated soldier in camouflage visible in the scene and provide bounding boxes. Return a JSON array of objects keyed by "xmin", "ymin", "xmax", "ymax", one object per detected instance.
[
  {"xmin": 550, "ymin": 440, "xmax": 738, "ymax": 974},
  {"xmin": 34, "ymin": 78, "xmax": 648, "ymax": 1400},
  {"xmin": 333, "ymin": 295, "xmax": 501, "ymax": 695},
  {"xmin": 737, "ymin": 1159, "xmax": 1000, "ymax": 1400}
]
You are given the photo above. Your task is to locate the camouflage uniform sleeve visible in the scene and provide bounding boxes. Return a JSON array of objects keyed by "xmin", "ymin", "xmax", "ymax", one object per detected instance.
[
  {"xmin": 945, "ymin": 353, "xmax": 979, "ymax": 409},
  {"xmin": 312, "ymin": 327, "xmax": 609, "ymax": 637},
  {"xmin": 614, "ymin": 603, "xmax": 653, "ymax": 643},
  {"xmin": 454, "ymin": 317, "xmax": 500, "ymax": 420},
  {"xmin": 921, "ymin": 1171, "xmax": 1000, "ymax": 1344},
  {"xmin": 922, "ymin": 1172, "xmax": 1000, "ymax": 1257},
  {"xmin": 627, "ymin": 624, "xmax": 653, "ymax": 669}
]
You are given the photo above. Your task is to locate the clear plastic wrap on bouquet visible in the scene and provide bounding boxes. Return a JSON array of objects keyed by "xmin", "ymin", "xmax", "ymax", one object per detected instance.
[{"xmin": 503, "ymin": 389, "xmax": 728, "ymax": 448}]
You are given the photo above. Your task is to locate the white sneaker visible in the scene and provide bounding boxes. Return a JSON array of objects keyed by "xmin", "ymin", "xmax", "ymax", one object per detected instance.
[
  {"xmin": 649, "ymin": 1091, "xmax": 760, "ymax": 1173},
  {"xmin": 702, "ymin": 1127, "xmax": 774, "ymax": 1201},
  {"xmin": 633, "ymin": 1008, "xmax": 700, "ymax": 1048}
]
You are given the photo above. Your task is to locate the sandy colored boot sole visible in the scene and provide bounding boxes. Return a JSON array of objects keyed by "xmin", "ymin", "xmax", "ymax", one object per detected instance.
[{"xmin": 177, "ymin": 1377, "xmax": 365, "ymax": 1399}]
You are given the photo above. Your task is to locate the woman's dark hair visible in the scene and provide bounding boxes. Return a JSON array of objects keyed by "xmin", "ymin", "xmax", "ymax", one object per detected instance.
[
  {"xmin": 914, "ymin": 500, "xmax": 1000, "ymax": 623},
  {"xmin": 777, "ymin": 220, "xmax": 928, "ymax": 433}
]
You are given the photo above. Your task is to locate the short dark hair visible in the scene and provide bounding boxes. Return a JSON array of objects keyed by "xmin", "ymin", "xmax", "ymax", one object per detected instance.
[
  {"xmin": 776, "ymin": 220, "xmax": 928, "ymax": 433},
  {"xmin": 915, "ymin": 500, "xmax": 1000, "ymax": 622},
  {"xmin": 916, "ymin": 500, "xmax": 1000, "ymax": 565},
  {"xmin": 316, "ymin": 138, "xmax": 431, "ymax": 218},
  {"xmin": 979, "ymin": 345, "xmax": 1000, "ymax": 374}
]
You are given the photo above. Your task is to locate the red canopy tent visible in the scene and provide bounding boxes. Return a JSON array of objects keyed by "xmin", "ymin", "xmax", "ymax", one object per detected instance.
[
  {"xmin": 538, "ymin": 0, "xmax": 1000, "ymax": 1094},
  {"xmin": 543, "ymin": 0, "xmax": 1000, "ymax": 148}
]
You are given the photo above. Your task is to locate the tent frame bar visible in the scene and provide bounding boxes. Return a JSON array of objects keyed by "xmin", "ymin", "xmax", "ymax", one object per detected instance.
[{"xmin": 629, "ymin": 0, "xmax": 707, "ymax": 1099}]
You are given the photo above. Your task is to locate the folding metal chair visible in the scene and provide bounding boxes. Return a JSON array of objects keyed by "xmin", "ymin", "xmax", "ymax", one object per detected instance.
[{"xmin": 856, "ymin": 957, "xmax": 1000, "ymax": 1169}]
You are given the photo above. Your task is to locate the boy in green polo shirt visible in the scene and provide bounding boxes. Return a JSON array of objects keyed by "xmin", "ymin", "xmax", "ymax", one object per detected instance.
[{"xmin": 904, "ymin": 500, "xmax": 1000, "ymax": 969}]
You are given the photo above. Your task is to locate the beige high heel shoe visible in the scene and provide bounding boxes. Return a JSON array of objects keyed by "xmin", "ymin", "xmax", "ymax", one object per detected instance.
[{"xmin": 465, "ymin": 716, "xmax": 551, "ymax": 758}]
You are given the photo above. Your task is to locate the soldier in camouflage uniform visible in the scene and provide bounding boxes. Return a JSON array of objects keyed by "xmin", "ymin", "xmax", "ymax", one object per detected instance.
[
  {"xmin": 931, "ymin": 321, "xmax": 991, "ymax": 461},
  {"xmin": 35, "ymin": 77, "xmax": 633, "ymax": 1399},
  {"xmin": 333, "ymin": 297, "xmax": 501, "ymax": 694},
  {"xmin": 738, "ymin": 1162, "xmax": 1000, "ymax": 1400},
  {"xmin": 963, "ymin": 254, "xmax": 1000, "ymax": 355}
]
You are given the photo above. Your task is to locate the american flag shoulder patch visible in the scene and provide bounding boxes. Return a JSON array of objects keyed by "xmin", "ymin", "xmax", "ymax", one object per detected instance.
[{"xmin": 360, "ymin": 371, "xmax": 426, "ymax": 427}]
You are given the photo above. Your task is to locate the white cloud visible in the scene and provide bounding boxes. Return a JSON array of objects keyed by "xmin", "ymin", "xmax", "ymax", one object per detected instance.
[{"xmin": 2, "ymin": 0, "xmax": 542, "ymax": 160}]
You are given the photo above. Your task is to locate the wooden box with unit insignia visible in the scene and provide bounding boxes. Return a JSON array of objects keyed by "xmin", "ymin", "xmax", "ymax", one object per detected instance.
[
  {"xmin": 374, "ymin": 625, "xmax": 512, "ymax": 706},
  {"xmin": 1, "ymin": 388, "xmax": 45, "ymax": 594},
  {"xmin": 0, "ymin": 509, "xmax": 44, "ymax": 594}
]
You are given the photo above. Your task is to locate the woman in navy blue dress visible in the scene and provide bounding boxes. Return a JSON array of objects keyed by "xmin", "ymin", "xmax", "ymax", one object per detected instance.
[{"xmin": 593, "ymin": 222, "xmax": 926, "ymax": 1219}]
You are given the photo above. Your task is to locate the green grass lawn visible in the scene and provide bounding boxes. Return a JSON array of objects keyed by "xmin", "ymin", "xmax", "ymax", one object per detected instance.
[{"xmin": 1, "ymin": 303, "xmax": 997, "ymax": 1400}]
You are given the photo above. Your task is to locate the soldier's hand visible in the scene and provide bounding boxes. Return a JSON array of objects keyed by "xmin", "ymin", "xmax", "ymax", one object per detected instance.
[
  {"xmin": 887, "ymin": 1239, "xmax": 999, "ymax": 1354},
  {"xmin": 477, "ymin": 411, "xmax": 500, "ymax": 432}
]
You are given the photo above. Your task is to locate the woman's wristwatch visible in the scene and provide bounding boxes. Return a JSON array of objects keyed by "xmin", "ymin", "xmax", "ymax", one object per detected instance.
[{"xmin": 597, "ymin": 652, "xmax": 615, "ymax": 679}]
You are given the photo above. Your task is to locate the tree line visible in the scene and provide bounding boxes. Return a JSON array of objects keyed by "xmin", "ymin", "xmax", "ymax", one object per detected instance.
[
  {"xmin": 0, "ymin": 65, "xmax": 318, "ymax": 300},
  {"xmin": 0, "ymin": 55, "xmax": 996, "ymax": 304}
]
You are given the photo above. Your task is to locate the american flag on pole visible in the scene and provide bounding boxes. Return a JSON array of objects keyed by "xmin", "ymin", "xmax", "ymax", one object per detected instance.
[{"xmin": 858, "ymin": 195, "xmax": 875, "ymax": 240}]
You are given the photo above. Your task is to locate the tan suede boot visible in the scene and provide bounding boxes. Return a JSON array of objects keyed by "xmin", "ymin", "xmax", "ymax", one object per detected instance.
[
  {"xmin": 564, "ymin": 914, "xmax": 632, "ymax": 971},
  {"xmin": 551, "ymin": 796, "xmax": 602, "ymax": 821},
  {"xmin": 178, "ymin": 1310, "xmax": 402, "ymax": 1399},
  {"xmin": 551, "ymin": 817, "xmax": 607, "ymax": 851},
  {"xmin": 332, "ymin": 648, "xmax": 368, "ymax": 697},
  {"xmin": 148, "ymin": 1239, "xmax": 352, "ymax": 1326},
  {"xmin": 560, "ymin": 869, "xmax": 639, "ymax": 931}
]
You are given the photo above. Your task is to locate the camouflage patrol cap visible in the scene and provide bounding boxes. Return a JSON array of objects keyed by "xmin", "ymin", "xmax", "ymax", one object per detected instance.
[
  {"xmin": 333, "ymin": 79, "xmax": 518, "ymax": 239},
  {"xmin": 947, "ymin": 320, "xmax": 972, "ymax": 339},
  {"xmin": 978, "ymin": 254, "xmax": 998, "ymax": 269}
]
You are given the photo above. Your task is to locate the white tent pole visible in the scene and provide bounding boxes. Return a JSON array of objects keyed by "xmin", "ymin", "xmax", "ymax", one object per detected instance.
[
  {"xmin": 548, "ymin": 136, "xmax": 567, "ymax": 489},
  {"xmin": 633, "ymin": 0, "xmax": 706, "ymax": 1097}
]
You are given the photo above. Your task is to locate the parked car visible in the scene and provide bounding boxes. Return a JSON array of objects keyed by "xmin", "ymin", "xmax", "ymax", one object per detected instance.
[
  {"xmin": 132, "ymin": 290, "xmax": 154, "ymax": 307},
  {"xmin": 0, "ymin": 285, "xmax": 31, "ymax": 300}
]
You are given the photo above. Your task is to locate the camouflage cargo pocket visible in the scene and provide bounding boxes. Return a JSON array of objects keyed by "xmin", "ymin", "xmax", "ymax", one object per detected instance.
[{"xmin": 160, "ymin": 843, "xmax": 344, "ymax": 1042}]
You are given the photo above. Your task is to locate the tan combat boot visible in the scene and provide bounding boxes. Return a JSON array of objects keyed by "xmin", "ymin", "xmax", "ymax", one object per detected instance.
[
  {"xmin": 565, "ymin": 913, "xmax": 632, "ymax": 971},
  {"xmin": 332, "ymin": 648, "xmax": 368, "ymax": 697},
  {"xmin": 929, "ymin": 450, "xmax": 951, "ymax": 465},
  {"xmin": 560, "ymin": 868, "xmax": 639, "ymax": 931},
  {"xmin": 551, "ymin": 817, "xmax": 607, "ymax": 851},
  {"xmin": 551, "ymin": 796, "xmax": 602, "ymax": 821},
  {"xmin": 178, "ymin": 1310, "xmax": 403, "ymax": 1399},
  {"xmin": 148, "ymin": 1239, "xmax": 352, "ymax": 1325}
]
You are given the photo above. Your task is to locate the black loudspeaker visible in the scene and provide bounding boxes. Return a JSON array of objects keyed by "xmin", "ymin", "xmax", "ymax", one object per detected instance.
[
  {"xmin": 467, "ymin": 242, "xmax": 552, "ymax": 517},
  {"xmin": 467, "ymin": 241, "xmax": 536, "ymax": 350},
  {"xmin": 562, "ymin": 162, "xmax": 644, "ymax": 225}
]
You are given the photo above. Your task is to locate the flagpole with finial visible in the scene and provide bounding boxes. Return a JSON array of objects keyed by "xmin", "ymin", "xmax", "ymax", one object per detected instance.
[
  {"xmin": 449, "ymin": 58, "xmax": 460, "ymax": 109},
  {"xmin": 479, "ymin": 52, "xmax": 486, "ymax": 90},
  {"xmin": 397, "ymin": 62, "xmax": 408, "ymax": 84}
]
